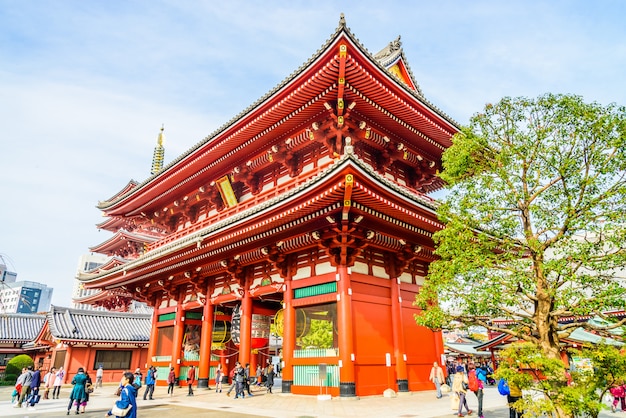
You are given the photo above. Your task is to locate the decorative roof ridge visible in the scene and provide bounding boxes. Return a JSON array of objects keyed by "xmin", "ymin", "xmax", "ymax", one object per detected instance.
[
  {"xmin": 99, "ymin": 180, "xmax": 139, "ymax": 206},
  {"xmin": 89, "ymin": 229, "xmax": 160, "ymax": 253},
  {"xmin": 0, "ymin": 312, "xmax": 46, "ymax": 319},
  {"xmin": 354, "ymin": 36, "xmax": 460, "ymax": 130},
  {"xmin": 83, "ymin": 153, "xmax": 439, "ymax": 283}
]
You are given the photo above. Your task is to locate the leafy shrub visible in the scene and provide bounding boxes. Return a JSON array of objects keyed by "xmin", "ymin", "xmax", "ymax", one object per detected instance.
[{"xmin": 5, "ymin": 354, "xmax": 34, "ymax": 378}]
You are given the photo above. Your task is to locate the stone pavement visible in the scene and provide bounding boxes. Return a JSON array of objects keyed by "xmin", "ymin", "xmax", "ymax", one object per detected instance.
[{"xmin": 0, "ymin": 381, "xmax": 617, "ymax": 418}]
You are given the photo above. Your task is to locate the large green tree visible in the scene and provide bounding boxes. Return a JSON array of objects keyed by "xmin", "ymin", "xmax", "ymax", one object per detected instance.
[{"xmin": 415, "ymin": 94, "xmax": 626, "ymax": 361}]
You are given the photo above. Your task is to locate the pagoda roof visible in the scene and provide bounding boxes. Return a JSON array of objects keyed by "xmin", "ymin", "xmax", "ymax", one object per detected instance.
[
  {"xmin": 46, "ymin": 305, "xmax": 151, "ymax": 344},
  {"xmin": 96, "ymin": 16, "xmax": 459, "ymax": 218},
  {"xmin": 82, "ymin": 150, "xmax": 442, "ymax": 290},
  {"xmin": 89, "ymin": 230, "xmax": 160, "ymax": 255},
  {"xmin": 103, "ymin": 180, "xmax": 139, "ymax": 203},
  {"xmin": 373, "ymin": 36, "xmax": 422, "ymax": 95},
  {"xmin": 0, "ymin": 313, "xmax": 46, "ymax": 344},
  {"xmin": 76, "ymin": 256, "xmax": 128, "ymax": 278},
  {"xmin": 96, "ymin": 216, "xmax": 130, "ymax": 232}
]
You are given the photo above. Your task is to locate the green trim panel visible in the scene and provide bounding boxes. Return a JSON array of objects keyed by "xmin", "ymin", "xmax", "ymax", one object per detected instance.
[
  {"xmin": 158, "ymin": 313, "xmax": 176, "ymax": 322},
  {"xmin": 294, "ymin": 282, "xmax": 337, "ymax": 299},
  {"xmin": 293, "ymin": 364, "xmax": 339, "ymax": 387}
]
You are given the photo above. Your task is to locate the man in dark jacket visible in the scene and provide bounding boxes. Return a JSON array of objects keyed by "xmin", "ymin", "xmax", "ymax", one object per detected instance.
[{"xmin": 28, "ymin": 365, "xmax": 42, "ymax": 409}]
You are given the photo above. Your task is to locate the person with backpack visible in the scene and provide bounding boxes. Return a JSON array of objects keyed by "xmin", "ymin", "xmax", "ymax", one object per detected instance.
[
  {"xmin": 468, "ymin": 364, "xmax": 483, "ymax": 418},
  {"xmin": 132, "ymin": 368, "xmax": 143, "ymax": 389}
]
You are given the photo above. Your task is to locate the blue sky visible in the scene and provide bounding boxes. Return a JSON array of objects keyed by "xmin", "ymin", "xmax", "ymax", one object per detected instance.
[{"xmin": 1, "ymin": 0, "xmax": 625, "ymax": 307}]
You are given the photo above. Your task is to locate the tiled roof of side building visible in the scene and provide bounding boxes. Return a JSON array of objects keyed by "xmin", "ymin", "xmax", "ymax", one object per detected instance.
[
  {"xmin": 48, "ymin": 305, "xmax": 151, "ymax": 343},
  {"xmin": 0, "ymin": 312, "xmax": 46, "ymax": 342}
]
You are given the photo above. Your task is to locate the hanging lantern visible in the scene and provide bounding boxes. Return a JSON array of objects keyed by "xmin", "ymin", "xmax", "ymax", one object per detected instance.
[
  {"xmin": 212, "ymin": 319, "xmax": 231, "ymax": 347},
  {"xmin": 272, "ymin": 309, "xmax": 310, "ymax": 338},
  {"xmin": 230, "ymin": 305, "xmax": 241, "ymax": 346},
  {"xmin": 251, "ymin": 314, "xmax": 271, "ymax": 349}
]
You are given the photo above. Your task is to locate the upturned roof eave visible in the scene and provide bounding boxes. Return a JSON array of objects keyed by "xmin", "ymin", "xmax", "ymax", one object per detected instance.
[
  {"xmin": 96, "ymin": 17, "xmax": 458, "ymax": 216},
  {"xmin": 82, "ymin": 152, "xmax": 441, "ymax": 289}
]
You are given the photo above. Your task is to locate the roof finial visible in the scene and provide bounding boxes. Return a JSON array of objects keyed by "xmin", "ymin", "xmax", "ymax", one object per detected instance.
[
  {"xmin": 339, "ymin": 13, "xmax": 346, "ymax": 27},
  {"xmin": 151, "ymin": 125, "xmax": 165, "ymax": 175}
]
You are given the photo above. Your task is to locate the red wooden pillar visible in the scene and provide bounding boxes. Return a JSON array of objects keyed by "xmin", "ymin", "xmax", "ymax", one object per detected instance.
[
  {"xmin": 390, "ymin": 277, "xmax": 409, "ymax": 391},
  {"xmin": 337, "ymin": 265, "xmax": 356, "ymax": 397},
  {"xmin": 146, "ymin": 308, "xmax": 159, "ymax": 367},
  {"xmin": 239, "ymin": 276, "xmax": 252, "ymax": 367},
  {"xmin": 171, "ymin": 292, "xmax": 185, "ymax": 383},
  {"xmin": 281, "ymin": 275, "xmax": 295, "ymax": 393},
  {"xmin": 198, "ymin": 294, "xmax": 214, "ymax": 389}
]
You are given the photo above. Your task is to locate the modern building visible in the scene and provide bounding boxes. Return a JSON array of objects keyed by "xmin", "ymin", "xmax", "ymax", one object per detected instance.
[
  {"xmin": 0, "ymin": 261, "xmax": 53, "ymax": 314},
  {"xmin": 78, "ymin": 16, "xmax": 459, "ymax": 397}
]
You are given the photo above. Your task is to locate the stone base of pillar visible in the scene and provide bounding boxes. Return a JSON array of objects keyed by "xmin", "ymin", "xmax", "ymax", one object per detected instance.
[
  {"xmin": 396, "ymin": 379, "xmax": 408, "ymax": 392},
  {"xmin": 339, "ymin": 381, "xmax": 356, "ymax": 397},
  {"xmin": 281, "ymin": 379, "xmax": 293, "ymax": 393},
  {"xmin": 197, "ymin": 378, "xmax": 209, "ymax": 389}
]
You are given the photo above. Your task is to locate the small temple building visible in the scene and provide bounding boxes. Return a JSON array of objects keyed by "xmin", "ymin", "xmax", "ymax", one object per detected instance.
[
  {"xmin": 78, "ymin": 15, "xmax": 460, "ymax": 397},
  {"xmin": 26, "ymin": 306, "xmax": 151, "ymax": 382}
]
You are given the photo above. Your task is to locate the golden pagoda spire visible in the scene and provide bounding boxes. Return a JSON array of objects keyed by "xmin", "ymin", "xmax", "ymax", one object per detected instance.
[{"xmin": 151, "ymin": 125, "xmax": 165, "ymax": 175}]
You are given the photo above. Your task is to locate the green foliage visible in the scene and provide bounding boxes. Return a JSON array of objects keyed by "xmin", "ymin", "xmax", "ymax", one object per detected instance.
[
  {"xmin": 494, "ymin": 341, "xmax": 626, "ymax": 418},
  {"xmin": 300, "ymin": 319, "xmax": 334, "ymax": 349},
  {"xmin": 5, "ymin": 354, "xmax": 34, "ymax": 378},
  {"xmin": 1, "ymin": 375, "xmax": 17, "ymax": 385},
  {"xmin": 415, "ymin": 94, "xmax": 626, "ymax": 355}
]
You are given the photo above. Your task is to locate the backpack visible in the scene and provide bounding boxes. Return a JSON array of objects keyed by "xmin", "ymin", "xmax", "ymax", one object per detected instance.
[
  {"xmin": 133, "ymin": 374, "xmax": 142, "ymax": 388},
  {"xmin": 468, "ymin": 370, "xmax": 479, "ymax": 392},
  {"xmin": 498, "ymin": 378, "xmax": 510, "ymax": 396}
]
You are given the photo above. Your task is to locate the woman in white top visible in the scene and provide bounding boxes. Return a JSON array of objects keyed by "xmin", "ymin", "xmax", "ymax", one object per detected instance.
[{"xmin": 52, "ymin": 367, "xmax": 65, "ymax": 399}]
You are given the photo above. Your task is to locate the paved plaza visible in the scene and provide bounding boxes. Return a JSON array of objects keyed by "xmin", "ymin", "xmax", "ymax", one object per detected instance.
[{"xmin": 1, "ymin": 380, "xmax": 617, "ymax": 418}]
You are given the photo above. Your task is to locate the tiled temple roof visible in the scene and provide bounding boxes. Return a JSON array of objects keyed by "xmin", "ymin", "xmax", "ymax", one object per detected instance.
[
  {"xmin": 48, "ymin": 305, "xmax": 151, "ymax": 343},
  {"xmin": 0, "ymin": 313, "xmax": 46, "ymax": 343}
]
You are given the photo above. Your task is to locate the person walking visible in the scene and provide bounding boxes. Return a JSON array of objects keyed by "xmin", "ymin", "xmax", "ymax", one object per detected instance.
[
  {"xmin": 27, "ymin": 365, "xmax": 42, "ymax": 410},
  {"xmin": 452, "ymin": 365, "xmax": 472, "ymax": 417},
  {"xmin": 468, "ymin": 364, "xmax": 484, "ymax": 418},
  {"xmin": 43, "ymin": 367, "xmax": 55, "ymax": 400},
  {"xmin": 429, "ymin": 361, "xmax": 446, "ymax": 399},
  {"xmin": 12, "ymin": 369, "xmax": 25, "ymax": 404},
  {"xmin": 265, "ymin": 364, "xmax": 275, "ymax": 394},
  {"xmin": 186, "ymin": 365, "xmax": 196, "ymax": 396},
  {"xmin": 67, "ymin": 367, "xmax": 87, "ymax": 415},
  {"xmin": 255, "ymin": 365, "xmax": 263, "ymax": 386},
  {"xmin": 508, "ymin": 381, "xmax": 524, "ymax": 418},
  {"xmin": 244, "ymin": 363, "xmax": 254, "ymax": 396},
  {"xmin": 14, "ymin": 365, "xmax": 34, "ymax": 409},
  {"xmin": 78, "ymin": 372, "xmax": 93, "ymax": 413},
  {"xmin": 167, "ymin": 367, "xmax": 176, "ymax": 396},
  {"xmin": 233, "ymin": 363, "xmax": 246, "ymax": 399},
  {"xmin": 53, "ymin": 367, "xmax": 65, "ymax": 399},
  {"xmin": 96, "ymin": 366, "xmax": 104, "ymax": 389},
  {"xmin": 106, "ymin": 371, "xmax": 137, "ymax": 418},
  {"xmin": 143, "ymin": 366, "xmax": 156, "ymax": 400},
  {"xmin": 226, "ymin": 362, "xmax": 240, "ymax": 397},
  {"xmin": 215, "ymin": 364, "xmax": 223, "ymax": 393}
]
